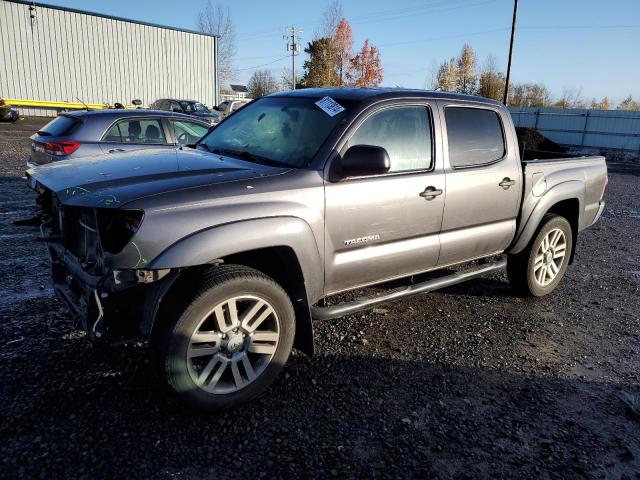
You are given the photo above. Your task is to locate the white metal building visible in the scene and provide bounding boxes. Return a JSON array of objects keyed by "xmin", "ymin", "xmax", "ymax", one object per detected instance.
[{"xmin": 0, "ymin": 0, "xmax": 219, "ymax": 116}]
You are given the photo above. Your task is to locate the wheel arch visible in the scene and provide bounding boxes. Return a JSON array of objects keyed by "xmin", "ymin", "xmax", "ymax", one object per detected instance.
[
  {"xmin": 510, "ymin": 180, "xmax": 583, "ymax": 259},
  {"xmin": 144, "ymin": 218, "xmax": 321, "ymax": 355}
]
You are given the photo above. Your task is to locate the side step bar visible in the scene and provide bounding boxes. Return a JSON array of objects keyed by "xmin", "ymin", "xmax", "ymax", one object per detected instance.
[{"xmin": 310, "ymin": 258, "xmax": 507, "ymax": 321}]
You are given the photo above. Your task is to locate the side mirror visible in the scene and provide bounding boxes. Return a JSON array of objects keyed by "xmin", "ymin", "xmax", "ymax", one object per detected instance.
[
  {"xmin": 339, "ymin": 145, "xmax": 390, "ymax": 178},
  {"xmin": 172, "ymin": 107, "xmax": 182, "ymax": 113},
  {"xmin": 131, "ymin": 99, "xmax": 142, "ymax": 106}
]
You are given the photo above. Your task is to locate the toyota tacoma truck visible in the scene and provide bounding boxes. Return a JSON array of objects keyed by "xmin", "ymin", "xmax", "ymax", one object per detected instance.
[{"xmin": 25, "ymin": 88, "xmax": 608, "ymax": 411}]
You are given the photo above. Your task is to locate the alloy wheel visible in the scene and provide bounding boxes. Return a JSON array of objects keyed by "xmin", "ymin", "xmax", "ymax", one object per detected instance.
[
  {"xmin": 533, "ymin": 228, "xmax": 567, "ymax": 286},
  {"xmin": 186, "ymin": 295, "xmax": 280, "ymax": 394}
]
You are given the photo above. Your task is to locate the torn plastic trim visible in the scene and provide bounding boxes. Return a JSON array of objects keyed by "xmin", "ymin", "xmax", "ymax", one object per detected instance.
[{"xmin": 112, "ymin": 268, "xmax": 171, "ymax": 286}]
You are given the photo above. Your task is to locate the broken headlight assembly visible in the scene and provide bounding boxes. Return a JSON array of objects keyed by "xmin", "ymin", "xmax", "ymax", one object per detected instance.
[{"xmin": 96, "ymin": 209, "xmax": 144, "ymax": 254}]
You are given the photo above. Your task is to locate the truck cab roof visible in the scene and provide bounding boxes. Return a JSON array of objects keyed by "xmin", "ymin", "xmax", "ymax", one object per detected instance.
[{"xmin": 270, "ymin": 87, "xmax": 503, "ymax": 107}]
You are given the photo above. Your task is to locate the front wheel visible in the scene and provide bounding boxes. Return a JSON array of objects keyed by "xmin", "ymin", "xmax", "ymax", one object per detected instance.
[
  {"xmin": 153, "ymin": 265, "xmax": 295, "ymax": 411},
  {"xmin": 507, "ymin": 214, "xmax": 573, "ymax": 297}
]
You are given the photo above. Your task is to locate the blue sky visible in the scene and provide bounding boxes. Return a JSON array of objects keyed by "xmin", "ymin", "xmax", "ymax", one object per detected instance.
[{"xmin": 40, "ymin": 0, "xmax": 640, "ymax": 104}]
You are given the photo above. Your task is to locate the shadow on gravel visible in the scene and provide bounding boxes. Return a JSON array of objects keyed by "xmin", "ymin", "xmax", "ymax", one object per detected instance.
[
  {"xmin": 1, "ymin": 336, "xmax": 639, "ymax": 479},
  {"xmin": 607, "ymin": 161, "xmax": 640, "ymax": 177}
]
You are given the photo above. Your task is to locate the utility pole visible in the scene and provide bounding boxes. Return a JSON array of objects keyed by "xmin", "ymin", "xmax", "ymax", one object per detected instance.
[
  {"xmin": 503, "ymin": 0, "xmax": 518, "ymax": 105},
  {"xmin": 284, "ymin": 26, "xmax": 302, "ymax": 90}
]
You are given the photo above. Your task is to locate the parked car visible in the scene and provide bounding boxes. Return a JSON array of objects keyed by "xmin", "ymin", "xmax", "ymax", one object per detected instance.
[
  {"xmin": 27, "ymin": 109, "xmax": 210, "ymax": 166},
  {"xmin": 215, "ymin": 99, "xmax": 250, "ymax": 118},
  {"xmin": 150, "ymin": 98, "xmax": 221, "ymax": 125},
  {"xmin": 26, "ymin": 88, "xmax": 607, "ymax": 412}
]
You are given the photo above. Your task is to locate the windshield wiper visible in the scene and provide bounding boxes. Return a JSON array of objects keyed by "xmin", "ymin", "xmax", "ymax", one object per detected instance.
[
  {"xmin": 197, "ymin": 145, "xmax": 290, "ymax": 168},
  {"xmin": 216, "ymin": 148, "xmax": 290, "ymax": 168}
]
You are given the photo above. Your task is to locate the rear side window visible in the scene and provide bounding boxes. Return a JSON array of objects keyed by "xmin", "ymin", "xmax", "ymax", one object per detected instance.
[
  {"xmin": 103, "ymin": 119, "xmax": 167, "ymax": 144},
  {"xmin": 38, "ymin": 115, "xmax": 80, "ymax": 137},
  {"xmin": 445, "ymin": 107, "xmax": 505, "ymax": 168},
  {"xmin": 347, "ymin": 106, "xmax": 433, "ymax": 173}
]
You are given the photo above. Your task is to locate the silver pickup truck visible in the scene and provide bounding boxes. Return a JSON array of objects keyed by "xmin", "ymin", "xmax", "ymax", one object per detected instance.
[{"xmin": 26, "ymin": 88, "xmax": 607, "ymax": 411}]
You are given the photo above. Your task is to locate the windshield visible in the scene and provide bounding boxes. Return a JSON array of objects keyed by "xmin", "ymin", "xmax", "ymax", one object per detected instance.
[
  {"xmin": 199, "ymin": 96, "xmax": 350, "ymax": 168},
  {"xmin": 180, "ymin": 101, "xmax": 210, "ymax": 113}
]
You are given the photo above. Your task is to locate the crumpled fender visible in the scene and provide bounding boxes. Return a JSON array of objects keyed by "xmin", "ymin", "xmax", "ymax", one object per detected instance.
[
  {"xmin": 509, "ymin": 180, "xmax": 583, "ymax": 254},
  {"xmin": 146, "ymin": 216, "xmax": 324, "ymax": 304}
]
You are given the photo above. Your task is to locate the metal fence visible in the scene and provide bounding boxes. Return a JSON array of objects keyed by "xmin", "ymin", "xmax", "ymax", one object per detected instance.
[{"xmin": 508, "ymin": 107, "xmax": 640, "ymax": 153}]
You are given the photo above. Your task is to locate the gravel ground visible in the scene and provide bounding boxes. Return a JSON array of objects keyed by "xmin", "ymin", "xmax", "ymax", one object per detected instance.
[{"xmin": 0, "ymin": 118, "xmax": 639, "ymax": 479}]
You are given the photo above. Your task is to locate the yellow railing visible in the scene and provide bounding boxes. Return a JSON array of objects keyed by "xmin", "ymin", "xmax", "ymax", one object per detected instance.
[{"xmin": 3, "ymin": 98, "xmax": 138, "ymax": 110}]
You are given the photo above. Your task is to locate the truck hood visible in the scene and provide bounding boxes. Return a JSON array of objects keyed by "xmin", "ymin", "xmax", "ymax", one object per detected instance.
[{"xmin": 27, "ymin": 147, "xmax": 289, "ymax": 208}]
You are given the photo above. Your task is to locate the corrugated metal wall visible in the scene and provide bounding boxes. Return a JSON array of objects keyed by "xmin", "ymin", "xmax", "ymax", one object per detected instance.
[
  {"xmin": 509, "ymin": 107, "xmax": 640, "ymax": 153},
  {"xmin": 0, "ymin": 0, "xmax": 218, "ymax": 116}
]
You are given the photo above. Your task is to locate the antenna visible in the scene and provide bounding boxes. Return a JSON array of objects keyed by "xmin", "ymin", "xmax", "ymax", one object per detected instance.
[{"xmin": 76, "ymin": 97, "xmax": 90, "ymax": 111}]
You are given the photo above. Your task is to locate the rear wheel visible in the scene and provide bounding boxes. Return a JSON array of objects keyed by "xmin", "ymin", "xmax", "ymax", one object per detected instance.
[
  {"xmin": 507, "ymin": 214, "xmax": 572, "ymax": 297},
  {"xmin": 154, "ymin": 265, "xmax": 295, "ymax": 411}
]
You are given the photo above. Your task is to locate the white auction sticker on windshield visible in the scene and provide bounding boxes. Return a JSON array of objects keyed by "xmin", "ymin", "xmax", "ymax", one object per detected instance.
[{"xmin": 315, "ymin": 96, "xmax": 345, "ymax": 117}]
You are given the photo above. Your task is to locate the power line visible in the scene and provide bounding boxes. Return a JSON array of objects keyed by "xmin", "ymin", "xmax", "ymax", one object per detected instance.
[
  {"xmin": 236, "ymin": 0, "xmax": 501, "ymax": 43},
  {"xmin": 235, "ymin": 55, "xmax": 290, "ymax": 72}
]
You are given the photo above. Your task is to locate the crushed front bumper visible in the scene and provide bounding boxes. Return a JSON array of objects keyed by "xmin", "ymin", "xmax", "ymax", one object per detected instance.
[{"xmin": 48, "ymin": 242, "xmax": 176, "ymax": 343}]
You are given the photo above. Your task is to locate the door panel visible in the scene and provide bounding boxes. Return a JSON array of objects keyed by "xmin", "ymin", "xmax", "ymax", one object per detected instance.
[
  {"xmin": 324, "ymin": 103, "xmax": 445, "ymax": 294},
  {"xmin": 325, "ymin": 173, "xmax": 445, "ymax": 293},
  {"xmin": 437, "ymin": 103, "xmax": 521, "ymax": 266}
]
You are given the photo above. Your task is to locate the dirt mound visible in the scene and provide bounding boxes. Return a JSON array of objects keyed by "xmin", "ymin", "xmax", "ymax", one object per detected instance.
[{"xmin": 516, "ymin": 127, "xmax": 567, "ymax": 153}]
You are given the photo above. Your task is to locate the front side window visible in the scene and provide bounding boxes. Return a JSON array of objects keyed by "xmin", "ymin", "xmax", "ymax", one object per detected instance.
[
  {"xmin": 346, "ymin": 106, "xmax": 433, "ymax": 173},
  {"xmin": 193, "ymin": 102, "xmax": 210, "ymax": 113},
  {"xmin": 103, "ymin": 119, "xmax": 167, "ymax": 144},
  {"xmin": 445, "ymin": 107, "xmax": 506, "ymax": 168},
  {"xmin": 171, "ymin": 120, "xmax": 209, "ymax": 144},
  {"xmin": 199, "ymin": 96, "xmax": 351, "ymax": 168}
]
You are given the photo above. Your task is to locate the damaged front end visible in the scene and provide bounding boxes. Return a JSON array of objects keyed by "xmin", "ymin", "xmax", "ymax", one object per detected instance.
[{"xmin": 34, "ymin": 183, "xmax": 175, "ymax": 343}]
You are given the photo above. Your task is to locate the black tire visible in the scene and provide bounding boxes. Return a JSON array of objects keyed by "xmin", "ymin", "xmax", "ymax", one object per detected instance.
[
  {"xmin": 507, "ymin": 214, "xmax": 573, "ymax": 297},
  {"xmin": 153, "ymin": 265, "xmax": 295, "ymax": 412}
]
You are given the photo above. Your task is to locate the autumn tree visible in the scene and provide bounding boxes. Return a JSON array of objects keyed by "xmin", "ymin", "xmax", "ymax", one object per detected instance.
[
  {"xmin": 617, "ymin": 95, "xmax": 639, "ymax": 111},
  {"xmin": 197, "ymin": 2, "xmax": 236, "ymax": 87},
  {"xmin": 478, "ymin": 54, "xmax": 505, "ymax": 101},
  {"xmin": 316, "ymin": 0, "xmax": 343, "ymax": 39},
  {"xmin": 247, "ymin": 70, "xmax": 278, "ymax": 98},
  {"xmin": 590, "ymin": 97, "xmax": 610, "ymax": 110},
  {"xmin": 346, "ymin": 39, "xmax": 383, "ymax": 87},
  {"xmin": 424, "ymin": 60, "xmax": 439, "ymax": 89},
  {"xmin": 456, "ymin": 44, "xmax": 477, "ymax": 94},
  {"xmin": 300, "ymin": 37, "xmax": 340, "ymax": 88},
  {"xmin": 334, "ymin": 19, "xmax": 353, "ymax": 85},
  {"xmin": 553, "ymin": 87, "xmax": 586, "ymax": 109},
  {"xmin": 436, "ymin": 58, "xmax": 459, "ymax": 92},
  {"xmin": 280, "ymin": 66, "xmax": 303, "ymax": 91},
  {"xmin": 510, "ymin": 83, "xmax": 551, "ymax": 107}
]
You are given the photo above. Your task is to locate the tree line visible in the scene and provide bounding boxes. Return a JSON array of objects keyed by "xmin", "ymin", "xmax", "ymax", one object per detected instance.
[
  {"xmin": 248, "ymin": 3, "xmax": 383, "ymax": 97},
  {"xmin": 196, "ymin": 1, "xmax": 638, "ymax": 111},
  {"xmin": 197, "ymin": 0, "xmax": 383, "ymax": 99},
  {"xmin": 430, "ymin": 44, "xmax": 639, "ymax": 111}
]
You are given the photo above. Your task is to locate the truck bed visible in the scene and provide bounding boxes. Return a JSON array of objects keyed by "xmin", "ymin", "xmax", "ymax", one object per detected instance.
[{"xmin": 512, "ymin": 153, "xmax": 608, "ymax": 253}]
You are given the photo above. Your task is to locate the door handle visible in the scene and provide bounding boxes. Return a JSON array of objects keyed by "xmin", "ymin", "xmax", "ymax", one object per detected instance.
[
  {"xmin": 419, "ymin": 186, "xmax": 443, "ymax": 200},
  {"xmin": 108, "ymin": 148, "xmax": 125, "ymax": 153},
  {"xmin": 499, "ymin": 177, "xmax": 516, "ymax": 189}
]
